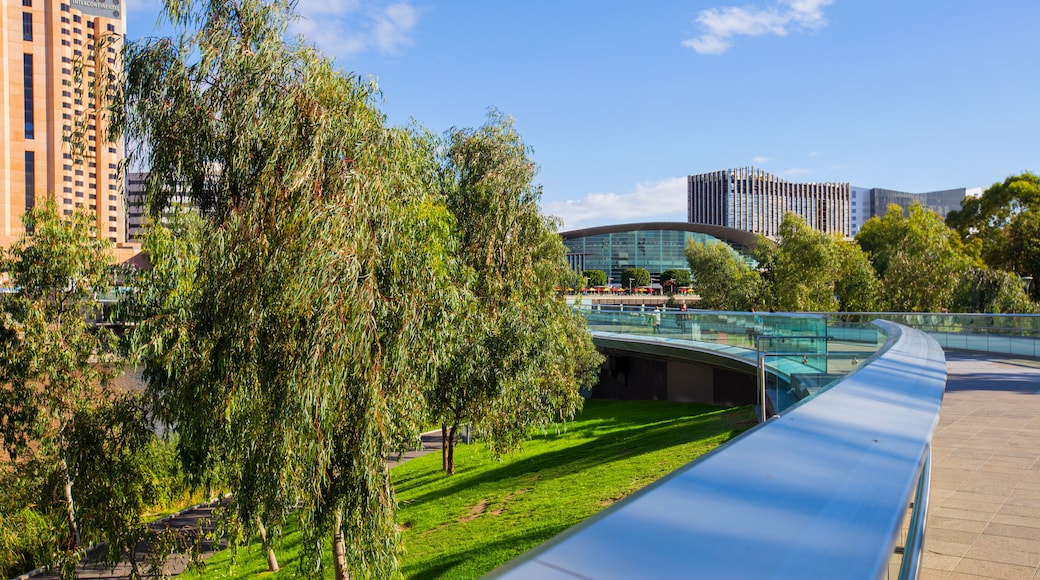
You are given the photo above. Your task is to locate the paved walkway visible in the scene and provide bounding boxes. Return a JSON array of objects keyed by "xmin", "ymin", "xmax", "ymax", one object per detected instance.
[{"xmin": 923, "ymin": 351, "xmax": 1040, "ymax": 579}]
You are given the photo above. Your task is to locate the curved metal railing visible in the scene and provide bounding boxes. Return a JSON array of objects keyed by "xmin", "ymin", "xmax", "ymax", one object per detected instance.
[{"xmin": 492, "ymin": 320, "xmax": 946, "ymax": 579}]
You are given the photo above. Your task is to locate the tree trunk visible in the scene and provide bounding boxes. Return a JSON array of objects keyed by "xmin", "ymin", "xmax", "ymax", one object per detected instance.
[
  {"xmin": 256, "ymin": 516, "xmax": 279, "ymax": 572},
  {"xmin": 446, "ymin": 424, "xmax": 457, "ymax": 475},
  {"xmin": 60, "ymin": 457, "xmax": 81, "ymax": 549},
  {"xmin": 441, "ymin": 423, "xmax": 449, "ymax": 472},
  {"xmin": 332, "ymin": 508, "xmax": 349, "ymax": 580}
]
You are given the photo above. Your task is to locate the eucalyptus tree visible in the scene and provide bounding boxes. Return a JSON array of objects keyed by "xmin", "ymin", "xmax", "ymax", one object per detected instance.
[
  {"xmin": 764, "ymin": 213, "xmax": 880, "ymax": 312},
  {"xmin": 951, "ymin": 267, "xmax": 1034, "ymax": 314},
  {"xmin": 769, "ymin": 214, "xmax": 840, "ymax": 312},
  {"xmin": 118, "ymin": 0, "xmax": 453, "ymax": 577},
  {"xmin": 685, "ymin": 240, "xmax": 763, "ymax": 310},
  {"xmin": 857, "ymin": 204, "xmax": 979, "ymax": 312},
  {"xmin": 0, "ymin": 201, "xmax": 143, "ymax": 577},
  {"xmin": 430, "ymin": 112, "xmax": 602, "ymax": 474},
  {"xmin": 947, "ymin": 173, "xmax": 1040, "ymax": 300}
]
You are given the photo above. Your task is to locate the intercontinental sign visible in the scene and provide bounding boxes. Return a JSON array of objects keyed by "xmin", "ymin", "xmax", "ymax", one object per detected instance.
[{"xmin": 70, "ymin": 0, "xmax": 121, "ymax": 18}]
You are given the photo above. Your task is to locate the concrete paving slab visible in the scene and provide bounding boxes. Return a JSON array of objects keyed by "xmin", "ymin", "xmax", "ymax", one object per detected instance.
[{"xmin": 922, "ymin": 351, "xmax": 1040, "ymax": 580}]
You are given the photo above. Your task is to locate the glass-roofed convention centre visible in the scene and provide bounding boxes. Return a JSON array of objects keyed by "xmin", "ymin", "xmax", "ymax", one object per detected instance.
[{"xmin": 560, "ymin": 222, "xmax": 760, "ymax": 286}]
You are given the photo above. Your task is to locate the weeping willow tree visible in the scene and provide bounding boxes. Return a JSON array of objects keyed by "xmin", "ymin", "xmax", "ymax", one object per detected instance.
[{"xmin": 116, "ymin": 0, "xmax": 452, "ymax": 577}]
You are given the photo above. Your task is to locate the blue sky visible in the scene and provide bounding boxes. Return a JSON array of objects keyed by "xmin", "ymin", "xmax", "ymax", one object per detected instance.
[{"xmin": 125, "ymin": 1, "xmax": 1040, "ymax": 230}]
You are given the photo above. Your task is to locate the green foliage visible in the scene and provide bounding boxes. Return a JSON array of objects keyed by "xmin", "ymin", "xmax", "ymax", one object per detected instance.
[
  {"xmin": 759, "ymin": 214, "xmax": 881, "ymax": 312},
  {"xmin": 583, "ymin": 269, "xmax": 607, "ymax": 287},
  {"xmin": 118, "ymin": 0, "xmax": 457, "ymax": 576},
  {"xmin": 769, "ymin": 214, "xmax": 840, "ymax": 311},
  {"xmin": 0, "ymin": 201, "xmax": 185, "ymax": 577},
  {"xmin": 430, "ymin": 112, "xmax": 602, "ymax": 474},
  {"xmin": 833, "ymin": 240, "xmax": 881, "ymax": 312},
  {"xmin": 659, "ymin": 268, "xmax": 691, "ymax": 288},
  {"xmin": 857, "ymin": 204, "xmax": 978, "ymax": 312},
  {"xmin": 951, "ymin": 268, "xmax": 1035, "ymax": 314},
  {"xmin": 620, "ymin": 267, "xmax": 650, "ymax": 289},
  {"xmin": 949, "ymin": 174, "xmax": 1040, "ymax": 302},
  {"xmin": 685, "ymin": 241, "xmax": 763, "ymax": 310}
]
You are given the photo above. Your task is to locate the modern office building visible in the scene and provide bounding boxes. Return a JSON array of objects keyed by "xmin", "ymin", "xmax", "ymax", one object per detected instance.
[
  {"xmin": 849, "ymin": 186, "xmax": 872, "ymax": 236},
  {"xmin": 688, "ymin": 167, "xmax": 851, "ymax": 239},
  {"xmin": 849, "ymin": 186, "xmax": 983, "ymax": 236},
  {"xmin": 1, "ymin": 0, "xmax": 126, "ymax": 249},
  {"xmin": 561, "ymin": 222, "xmax": 759, "ymax": 286}
]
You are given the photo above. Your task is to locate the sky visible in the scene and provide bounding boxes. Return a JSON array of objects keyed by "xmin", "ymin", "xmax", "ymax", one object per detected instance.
[{"xmin": 124, "ymin": 0, "xmax": 1040, "ymax": 231}]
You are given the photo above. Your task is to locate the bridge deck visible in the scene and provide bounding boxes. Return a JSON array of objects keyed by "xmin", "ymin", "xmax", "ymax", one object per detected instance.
[{"xmin": 925, "ymin": 352, "xmax": 1040, "ymax": 579}]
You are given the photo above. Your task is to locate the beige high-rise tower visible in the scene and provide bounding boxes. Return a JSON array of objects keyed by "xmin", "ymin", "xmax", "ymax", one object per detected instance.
[{"xmin": 1, "ymin": 0, "xmax": 125, "ymax": 249}]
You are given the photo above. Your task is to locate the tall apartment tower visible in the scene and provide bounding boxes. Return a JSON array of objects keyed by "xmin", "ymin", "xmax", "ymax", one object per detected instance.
[
  {"xmin": 1, "ymin": 0, "xmax": 125, "ymax": 249},
  {"xmin": 688, "ymin": 167, "xmax": 851, "ymax": 238}
]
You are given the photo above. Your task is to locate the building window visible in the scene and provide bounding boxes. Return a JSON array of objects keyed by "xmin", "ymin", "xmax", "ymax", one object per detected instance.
[
  {"xmin": 22, "ymin": 13, "xmax": 32, "ymax": 41},
  {"xmin": 22, "ymin": 0, "xmax": 31, "ymax": 6},
  {"xmin": 23, "ymin": 54, "xmax": 33, "ymax": 139},
  {"xmin": 24, "ymin": 152, "xmax": 35, "ymax": 213},
  {"xmin": 73, "ymin": 14, "xmax": 80, "ymax": 23}
]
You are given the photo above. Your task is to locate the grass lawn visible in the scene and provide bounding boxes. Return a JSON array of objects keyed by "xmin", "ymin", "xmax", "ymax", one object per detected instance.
[{"xmin": 187, "ymin": 399, "xmax": 754, "ymax": 579}]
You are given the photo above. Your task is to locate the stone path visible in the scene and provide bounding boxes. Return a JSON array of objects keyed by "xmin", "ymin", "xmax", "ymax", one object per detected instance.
[{"xmin": 923, "ymin": 351, "xmax": 1040, "ymax": 579}]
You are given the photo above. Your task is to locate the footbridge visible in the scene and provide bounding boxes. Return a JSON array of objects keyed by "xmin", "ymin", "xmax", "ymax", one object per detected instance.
[{"xmin": 494, "ymin": 309, "xmax": 1040, "ymax": 579}]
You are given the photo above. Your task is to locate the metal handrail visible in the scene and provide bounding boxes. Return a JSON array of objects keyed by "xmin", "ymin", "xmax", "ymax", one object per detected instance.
[{"xmin": 491, "ymin": 320, "xmax": 946, "ymax": 579}]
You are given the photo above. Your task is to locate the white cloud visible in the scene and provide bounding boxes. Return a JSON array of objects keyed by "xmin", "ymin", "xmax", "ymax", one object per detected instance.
[
  {"xmin": 683, "ymin": 0, "xmax": 833, "ymax": 55},
  {"xmin": 291, "ymin": 1, "xmax": 418, "ymax": 59},
  {"xmin": 542, "ymin": 177, "xmax": 688, "ymax": 231},
  {"xmin": 751, "ymin": 156, "xmax": 772, "ymax": 164}
]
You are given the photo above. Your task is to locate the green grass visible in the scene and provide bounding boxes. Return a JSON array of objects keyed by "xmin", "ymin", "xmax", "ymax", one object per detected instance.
[{"xmin": 188, "ymin": 400, "xmax": 755, "ymax": 579}]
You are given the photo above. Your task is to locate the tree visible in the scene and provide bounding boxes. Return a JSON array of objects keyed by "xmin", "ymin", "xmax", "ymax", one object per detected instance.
[
  {"xmin": 583, "ymin": 269, "xmax": 607, "ymax": 287},
  {"xmin": 621, "ymin": 267, "xmax": 650, "ymax": 289},
  {"xmin": 769, "ymin": 214, "xmax": 840, "ymax": 311},
  {"xmin": 0, "ymin": 201, "xmax": 151, "ymax": 577},
  {"xmin": 660, "ymin": 268, "xmax": 691, "ymax": 290},
  {"xmin": 857, "ymin": 203, "xmax": 978, "ymax": 312},
  {"xmin": 429, "ymin": 112, "xmax": 602, "ymax": 474},
  {"xmin": 118, "ymin": 1, "xmax": 454, "ymax": 577},
  {"xmin": 833, "ymin": 240, "xmax": 881, "ymax": 312},
  {"xmin": 685, "ymin": 240, "xmax": 763, "ymax": 310},
  {"xmin": 757, "ymin": 213, "xmax": 881, "ymax": 313},
  {"xmin": 952, "ymin": 267, "xmax": 1034, "ymax": 314},
  {"xmin": 948, "ymin": 173, "xmax": 1040, "ymax": 301}
]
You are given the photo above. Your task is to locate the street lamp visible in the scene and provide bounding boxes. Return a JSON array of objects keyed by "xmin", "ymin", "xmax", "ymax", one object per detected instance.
[{"xmin": 1022, "ymin": 276, "xmax": 1033, "ymax": 295}]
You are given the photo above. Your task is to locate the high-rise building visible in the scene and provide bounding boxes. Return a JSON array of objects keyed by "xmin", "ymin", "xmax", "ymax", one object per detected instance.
[
  {"xmin": 688, "ymin": 167, "xmax": 851, "ymax": 238},
  {"xmin": 849, "ymin": 186, "xmax": 984, "ymax": 236},
  {"xmin": 1, "ymin": 0, "xmax": 126, "ymax": 249}
]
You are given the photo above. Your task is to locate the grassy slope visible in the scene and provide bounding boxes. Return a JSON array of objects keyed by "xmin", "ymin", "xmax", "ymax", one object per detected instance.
[{"xmin": 190, "ymin": 399, "xmax": 755, "ymax": 579}]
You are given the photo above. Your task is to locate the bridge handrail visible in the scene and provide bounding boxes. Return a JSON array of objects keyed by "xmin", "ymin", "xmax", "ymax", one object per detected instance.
[{"xmin": 492, "ymin": 320, "xmax": 946, "ymax": 579}]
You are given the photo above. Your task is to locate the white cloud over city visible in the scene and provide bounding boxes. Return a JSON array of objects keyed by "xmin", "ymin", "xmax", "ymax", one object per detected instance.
[
  {"xmin": 542, "ymin": 177, "xmax": 688, "ymax": 231},
  {"xmin": 683, "ymin": 0, "xmax": 834, "ymax": 55},
  {"xmin": 292, "ymin": 1, "xmax": 419, "ymax": 59}
]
